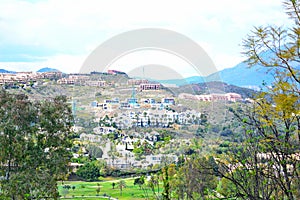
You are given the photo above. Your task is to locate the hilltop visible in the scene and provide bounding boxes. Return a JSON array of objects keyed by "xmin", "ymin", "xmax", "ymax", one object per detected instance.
[{"xmin": 37, "ymin": 67, "xmax": 60, "ymax": 72}]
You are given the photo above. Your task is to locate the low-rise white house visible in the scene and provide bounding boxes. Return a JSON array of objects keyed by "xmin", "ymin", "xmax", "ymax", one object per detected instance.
[{"xmin": 94, "ymin": 126, "xmax": 116, "ymax": 135}]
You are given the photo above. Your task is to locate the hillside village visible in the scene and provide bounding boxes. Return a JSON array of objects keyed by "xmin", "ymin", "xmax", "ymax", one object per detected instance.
[
  {"xmin": 2, "ymin": 1, "xmax": 300, "ymax": 199},
  {"xmin": 0, "ymin": 68, "xmax": 247, "ymax": 170}
]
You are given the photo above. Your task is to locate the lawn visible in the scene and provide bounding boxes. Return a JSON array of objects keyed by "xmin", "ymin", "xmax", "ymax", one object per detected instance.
[{"xmin": 58, "ymin": 177, "xmax": 160, "ymax": 200}]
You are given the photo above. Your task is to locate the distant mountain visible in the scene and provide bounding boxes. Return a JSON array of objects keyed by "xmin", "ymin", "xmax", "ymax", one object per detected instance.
[
  {"xmin": 0, "ymin": 69, "xmax": 16, "ymax": 74},
  {"xmin": 155, "ymin": 63, "xmax": 272, "ymax": 88},
  {"xmin": 153, "ymin": 63, "xmax": 273, "ymax": 88},
  {"xmin": 37, "ymin": 67, "xmax": 60, "ymax": 73},
  {"xmin": 206, "ymin": 61, "xmax": 272, "ymax": 89},
  {"xmin": 154, "ymin": 51, "xmax": 282, "ymax": 89}
]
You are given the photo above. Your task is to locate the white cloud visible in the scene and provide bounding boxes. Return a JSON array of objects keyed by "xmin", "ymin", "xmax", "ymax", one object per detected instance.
[
  {"xmin": 0, "ymin": 0, "xmax": 292, "ymax": 76},
  {"xmin": 110, "ymin": 50, "xmax": 202, "ymax": 78},
  {"xmin": 213, "ymin": 54, "xmax": 244, "ymax": 70},
  {"xmin": 0, "ymin": 54, "xmax": 86, "ymax": 73}
]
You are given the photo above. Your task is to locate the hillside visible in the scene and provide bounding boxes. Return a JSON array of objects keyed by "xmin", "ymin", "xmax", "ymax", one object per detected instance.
[{"xmin": 168, "ymin": 81, "xmax": 256, "ymax": 98}]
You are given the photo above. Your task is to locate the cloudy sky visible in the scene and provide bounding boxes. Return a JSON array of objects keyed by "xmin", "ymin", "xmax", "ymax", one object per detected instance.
[{"xmin": 0, "ymin": 0, "xmax": 292, "ymax": 77}]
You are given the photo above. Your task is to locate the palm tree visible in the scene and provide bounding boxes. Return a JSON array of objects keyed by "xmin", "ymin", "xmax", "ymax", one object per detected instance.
[
  {"xmin": 118, "ymin": 180, "xmax": 127, "ymax": 196},
  {"xmin": 96, "ymin": 183, "xmax": 101, "ymax": 196},
  {"xmin": 148, "ymin": 175, "xmax": 157, "ymax": 192}
]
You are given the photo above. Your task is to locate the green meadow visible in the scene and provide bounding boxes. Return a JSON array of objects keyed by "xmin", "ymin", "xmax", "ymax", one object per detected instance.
[{"xmin": 58, "ymin": 177, "xmax": 161, "ymax": 200}]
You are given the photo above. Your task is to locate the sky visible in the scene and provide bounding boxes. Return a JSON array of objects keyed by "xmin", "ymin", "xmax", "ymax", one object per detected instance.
[{"xmin": 0, "ymin": 0, "xmax": 292, "ymax": 78}]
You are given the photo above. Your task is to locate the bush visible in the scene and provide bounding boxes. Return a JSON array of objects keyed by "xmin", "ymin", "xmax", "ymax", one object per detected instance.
[{"xmin": 76, "ymin": 163, "xmax": 100, "ymax": 181}]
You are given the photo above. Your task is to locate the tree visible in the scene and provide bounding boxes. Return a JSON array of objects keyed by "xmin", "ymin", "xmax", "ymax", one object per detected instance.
[
  {"xmin": 0, "ymin": 91, "xmax": 73, "ymax": 199},
  {"xmin": 62, "ymin": 185, "xmax": 71, "ymax": 190},
  {"xmin": 134, "ymin": 176, "xmax": 145, "ymax": 189},
  {"xmin": 217, "ymin": 1, "xmax": 300, "ymax": 199},
  {"xmin": 215, "ymin": 135, "xmax": 278, "ymax": 200},
  {"xmin": 76, "ymin": 162, "xmax": 100, "ymax": 181},
  {"xmin": 117, "ymin": 180, "xmax": 127, "ymax": 196},
  {"xmin": 147, "ymin": 174, "xmax": 160, "ymax": 199},
  {"xmin": 112, "ymin": 182, "xmax": 116, "ymax": 189},
  {"xmin": 176, "ymin": 156, "xmax": 218, "ymax": 199},
  {"xmin": 161, "ymin": 165, "xmax": 171, "ymax": 200},
  {"xmin": 96, "ymin": 183, "xmax": 101, "ymax": 196}
]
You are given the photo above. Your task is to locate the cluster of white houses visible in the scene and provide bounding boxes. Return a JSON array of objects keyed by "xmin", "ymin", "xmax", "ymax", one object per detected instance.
[
  {"xmin": 92, "ymin": 97, "xmax": 175, "ymax": 111},
  {"xmin": 80, "ymin": 130, "xmax": 178, "ymax": 169},
  {"xmin": 57, "ymin": 76, "xmax": 161, "ymax": 91},
  {"xmin": 179, "ymin": 92, "xmax": 242, "ymax": 102},
  {"xmin": 0, "ymin": 71, "xmax": 62, "ymax": 85},
  {"xmin": 94, "ymin": 108, "xmax": 202, "ymax": 130},
  {"xmin": 57, "ymin": 75, "xmax": 107, "ymax": 87},
  {"xmin": 111, "ymin": 109, "xmax": 202, "ymax": 129}
]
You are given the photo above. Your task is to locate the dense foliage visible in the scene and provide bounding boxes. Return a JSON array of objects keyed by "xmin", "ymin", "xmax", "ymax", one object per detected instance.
[
  {"xmin": 0, "ymin": 90, "xmax": 73, "ymax": 199},
  {"xmin": 76, "ymin": 162, "xmax": 100, "ymax": 181},
  {"xmin": 214, "ymin": 0, "xmax": 300, "ymax": 199}
]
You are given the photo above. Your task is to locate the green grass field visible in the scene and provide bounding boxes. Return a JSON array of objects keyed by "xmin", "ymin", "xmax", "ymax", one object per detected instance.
[{"xmin": 58, "ymin": 177, "xmax": 160, "ymax": 200}]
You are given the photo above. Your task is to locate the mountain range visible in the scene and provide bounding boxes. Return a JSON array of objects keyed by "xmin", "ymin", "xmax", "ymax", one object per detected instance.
[
  {"xmin": 157, "ymin": 61, "xmax": 273, "ymax": 89},
  {"xmin": 0, "ymin": 67, "xmax": 60, "ymax": 74},
  {"xmin": 0, "ymin": 69, "xmax": 16, "ymax": 74},
  {"xmin": 0, "ymin": 51, "xmax": 293, "ymax": 89},
  {"xmin": 157, "ymin": 50, "xmax": 300, "ymax": 89}
]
